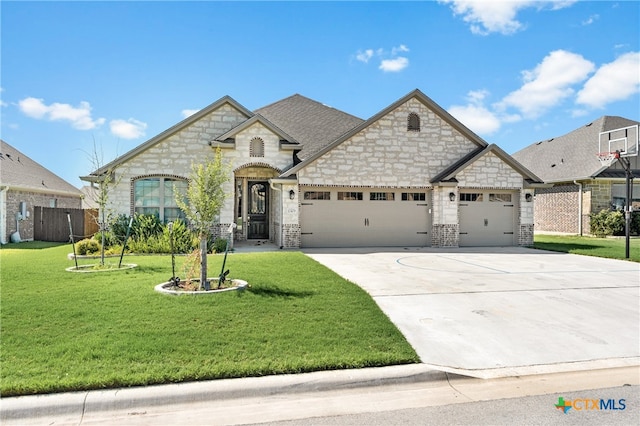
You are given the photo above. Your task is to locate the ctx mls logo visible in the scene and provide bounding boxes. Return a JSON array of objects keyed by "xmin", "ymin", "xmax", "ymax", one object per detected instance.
[{"xmin": 554, "ymin": 396, "xmax": 626, "ymax": 413}]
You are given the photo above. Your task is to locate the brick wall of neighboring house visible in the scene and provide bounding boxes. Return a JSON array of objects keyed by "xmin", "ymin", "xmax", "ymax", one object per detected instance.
[
  {"xmin": 533, "ymin": 184, "xmax": 579, "ymax": 234},
  {"xmin": 4, "ymin": 189, "xmax": 81, "ymax": 241}
]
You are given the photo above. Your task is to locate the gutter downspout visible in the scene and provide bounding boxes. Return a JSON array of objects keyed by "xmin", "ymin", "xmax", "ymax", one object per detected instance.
[
  {"xmin": 574, "ymin": 180, "xmax": 583, "ymax": 235},
  {"xmin": 269, "ymin": 180, "xmax": 283, "ymax": 248}
]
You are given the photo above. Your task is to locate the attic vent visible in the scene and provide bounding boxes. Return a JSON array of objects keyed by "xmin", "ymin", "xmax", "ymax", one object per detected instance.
[
  {"xmin": 586, "ymin": 122, "xmax": 593, "ymax": 127},
  {"xmin": 551, "ymin": 164, "xmax": 556, "ymax": 168},
  {"xmin": 547, "ymin": 138, "xmax": 554, "ymax": 142},
  {"xmin": 535, "ymin": 142, "xmax": 543, "ymax": 145}
]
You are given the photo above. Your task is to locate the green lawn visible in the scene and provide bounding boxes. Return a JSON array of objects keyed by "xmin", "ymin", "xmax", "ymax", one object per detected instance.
[
  {"xmin": 0, "ymin": 243, "xmax": 419, "ymax": 396},
  {"xmin": 534, "ymin": 234, "xmax": 640, "ymax": 262}
]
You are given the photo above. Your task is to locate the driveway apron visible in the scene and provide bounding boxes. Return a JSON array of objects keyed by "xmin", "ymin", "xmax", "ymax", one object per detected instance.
[{"xmin": 304, "ymin": 247, "xmax": 640, "ymax": 378}]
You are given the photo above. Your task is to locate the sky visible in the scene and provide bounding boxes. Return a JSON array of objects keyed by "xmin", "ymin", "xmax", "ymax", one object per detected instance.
[{"xmin": 1, "ymin": 0, "xmax": 639, "ymax": 188}]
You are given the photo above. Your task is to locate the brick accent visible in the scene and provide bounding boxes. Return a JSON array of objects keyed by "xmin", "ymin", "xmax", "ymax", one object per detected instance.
[
  {"xmin": 518, "ymin": 224, "xmax": 534, "ymax": 246},
  {"xmin": 282, "ymin": 224, "xmax": 300, "ymax": 248},
  {"xmin": 432, "ymin": 224, "xmax": 459, "ymax": 247}
]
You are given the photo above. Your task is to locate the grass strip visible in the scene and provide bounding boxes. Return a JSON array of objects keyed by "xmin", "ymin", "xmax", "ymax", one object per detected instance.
[{"xmin": 534, "ymin": 234, "xmax": 640, "ymax": 262}]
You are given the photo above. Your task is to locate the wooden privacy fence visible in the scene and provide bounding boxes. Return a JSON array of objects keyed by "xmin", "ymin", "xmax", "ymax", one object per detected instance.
[{"xmin": 34, "ymin": 207, "xmax": 99, "ymax": 242}]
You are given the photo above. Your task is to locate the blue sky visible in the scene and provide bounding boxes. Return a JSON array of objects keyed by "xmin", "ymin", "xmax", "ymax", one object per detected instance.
[{"xmin": 1, "ymin": 1, "xmax": 639, "ymax": 188}]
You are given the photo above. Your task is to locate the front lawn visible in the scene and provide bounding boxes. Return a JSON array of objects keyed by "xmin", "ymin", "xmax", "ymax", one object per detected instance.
[
  {"xmin": 0, "ymin": 243, "xmax": 419, "ymax": 396},
  {"xmin": 534, "ymin": 234, "xmax": 640, "ymax": 262}
]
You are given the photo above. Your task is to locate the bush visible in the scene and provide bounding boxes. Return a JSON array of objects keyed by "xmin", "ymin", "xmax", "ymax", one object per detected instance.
[
  {"xmin": 589, "ymin": 209, "xmax": 624, "ymax": 237},
  {"xmin": 75, "ymin": 238, "xmax": 101, "ymax": 255},
  {"xmin": 166, "ymin": 220, "xmax": 197, "ymax": 254},
  {"xmin": 632, "ymin": 212, "xmax": 640, "ymax": 236},
  {"xmin": 213, "ymin": 237, "xmax": 228, "ymax": 253},
  {"xmin": 132, "ymin": 214, "xmax": 163, "ymax": 240}
]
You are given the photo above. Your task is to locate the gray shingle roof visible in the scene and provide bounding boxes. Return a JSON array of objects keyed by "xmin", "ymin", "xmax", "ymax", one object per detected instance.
[
  {"xmin": 0, "ymin": 140, "xmax": 82, "ymax": 196},
  {"xmin": 255, "ymin": 94, "xmax": 364, "ymax": 159},
  {"xmin": 512, "ymin": 116, "xmax": 640, "ymax": 183}
]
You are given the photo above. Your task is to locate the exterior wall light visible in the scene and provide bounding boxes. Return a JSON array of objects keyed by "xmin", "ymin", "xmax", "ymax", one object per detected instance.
[
  {"xmin": 449, "ymin": 192, "xmax": 456, "ymax": 202},
  {"xmin": 525, "ymin": 193, "xmax": 533, "ymax": 202},
  {"xmin": 289, "ymin": 189, "xmax": 295, "ymax": 200}
]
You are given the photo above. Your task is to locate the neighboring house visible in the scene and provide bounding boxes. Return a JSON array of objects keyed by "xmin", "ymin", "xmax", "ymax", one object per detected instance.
[
  {"xmin": 512, "ymin": 116, "xmax": 640, "ymax": 235},
  {"xmin": 0, "ymin": 140, "xmax": 83, "ymax": 243},
  {"xmin": 82, "ymin": 89, "xmax": 544, "ymax": 248}
]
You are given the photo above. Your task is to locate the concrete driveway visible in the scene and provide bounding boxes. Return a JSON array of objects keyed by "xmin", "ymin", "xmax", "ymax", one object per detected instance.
[{"xmin": 304, "ymin": 247, "xmax": 640, "ymax": 378}]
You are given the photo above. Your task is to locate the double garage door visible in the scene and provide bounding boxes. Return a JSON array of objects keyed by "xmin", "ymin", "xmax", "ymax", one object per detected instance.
[
  {"xmin": 300, "ymin": 187, "xmax": 431, "ymax": 248},
  {"xmin": 459, "ymin": 190, "xmax": 518, "ymax": 247}
]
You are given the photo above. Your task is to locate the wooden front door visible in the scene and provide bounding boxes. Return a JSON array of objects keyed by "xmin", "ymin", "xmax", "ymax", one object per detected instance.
[{"xmin": 248, "ymin": 181, "xmax": 268, "ymax": 239}]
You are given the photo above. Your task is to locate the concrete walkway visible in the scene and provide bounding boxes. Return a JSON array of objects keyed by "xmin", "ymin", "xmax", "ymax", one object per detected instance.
[{"xmin": 304, "ymin": 247, "xmax": 640, "ymax": 378}]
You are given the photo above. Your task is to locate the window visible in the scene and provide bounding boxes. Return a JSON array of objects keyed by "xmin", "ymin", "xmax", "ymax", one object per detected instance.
[
  {"xmin": 407, "ymin": 113, "xmax": 420, "ymax": 132},
  {"xmin": 612, "ymin": 183, "xmax": 640, "ymax": 211},
  {"xmin": 460, "ymin": 193, "xmax": 483, "ymax": 202},
  {"xmin": 370, "ymin": 192, "xmax": 395, "ymax": 201},
  {"xmin": 402, "ymin": 193, "xmax": 426, "ymax": 201},
  {"xmin": 489, "ymin": 193, "xmax": 512, "ymax": 202},
  {"xmin": 134, "ymin": 177, "xmax": 188, "ymax": 223},
  {"xmin": 338, "ymin": 191, "xmax": 363, "ymax": 200},
  {"xmin": 250, "ymin": 137, "xmax": 264, "ymax": 157},
  {"xmin": 49, "ymin": 198, "xmax": 57, "ymax": 208},
  {"xmin": 304, "ymin": 191, "xmax": 331, "ymax": 200}
]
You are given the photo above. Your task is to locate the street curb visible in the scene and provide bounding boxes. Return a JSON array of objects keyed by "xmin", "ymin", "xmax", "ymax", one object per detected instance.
[{"xmin": 1, "ymin": 364, "xmax": 445, "ymax": 422}]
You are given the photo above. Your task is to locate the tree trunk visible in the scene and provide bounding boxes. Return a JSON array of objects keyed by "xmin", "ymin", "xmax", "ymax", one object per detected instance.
[{"xmin": 199, "ymin": 234, "xmax": 207, "ymax": 290}]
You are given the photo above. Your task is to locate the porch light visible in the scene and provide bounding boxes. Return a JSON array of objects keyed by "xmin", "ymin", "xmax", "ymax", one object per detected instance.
[
  {"xmin": 289, "ymin": 189, "xmax": 296, "ymax": 200},
  {"xmin": 525, "ymin": 193, "xmax": 533, "ymax": 202},
  {"xmin": 449, "ymin": 192, "xmax": 456, "ymax": 202}
]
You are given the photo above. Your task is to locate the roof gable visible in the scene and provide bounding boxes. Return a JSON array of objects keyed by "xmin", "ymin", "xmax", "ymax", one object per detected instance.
[
  {"xmin": 0, "ymin": 140, "xmax": 82, "ymax": 196},
  {"xmin": 284, "ymin": 89, "xmax": 489, "ymax": 177},
  {"xmin": 431, "ymin": 144, "xmax": 543, "ymax": 185},
  {"xmin": 90, "ymin": 96, "xmax": 253, "ymax": 177},
  {"xmin": 255, "ymin": 94, "xmax": 364, "ymax": 159},
  {"xmin": 214, "ymin": 114, "xmax": 300, "ymax": 145}
]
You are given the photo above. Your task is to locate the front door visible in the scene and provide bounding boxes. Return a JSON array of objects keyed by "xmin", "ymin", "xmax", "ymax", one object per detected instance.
[{"xmin": 248, "ymin": 181, "xmax": 268, "ymax": 239}]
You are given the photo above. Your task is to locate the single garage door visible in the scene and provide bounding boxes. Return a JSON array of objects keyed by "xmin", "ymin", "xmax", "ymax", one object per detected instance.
[
  {"xmin": 300, "ymin": 187, "xmax": 431, "ymax": 248},
  {"xmin": 459, "ymin": 191, "xmax": 517, "ymax": 246}
]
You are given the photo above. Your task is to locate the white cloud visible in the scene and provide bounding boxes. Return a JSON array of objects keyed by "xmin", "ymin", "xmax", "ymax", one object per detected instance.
[
  {"xmin": 497, "ymin": 50, "xmax": 594, "ymax": 118},
  {"xmin": 181, "ymin": 109, "xmax": 199, "ymax": 118},
  {"xmin": 354, "ymin": 45, "xmax": 410, "ymax": 72},
  {"xmin": 379, "ymin": 57, "xmax": 409, "ymax": 72},
  {"xmin": 448, "ymin": 90, "xmax": 501, "ymax": 135},
  {"xmin": 356, "ymin": 49, "xmax": 374, "ymax": 63},
  {"xmin": 439, "ymin": 0, "xmax": 577, "ymax": 35},
  {"xmin": 391, "ymin": 44, "xmax": 409, "ymax": 55},
  {"xmin": 110, "ymin": 118, "xmax": 147, "ymax": 139},
  {"xmin": 18, "ymin": 97, "xmax": 106, "ymax": 130},
  {"xmin": 581, "ymin": 14, "xmax": 599, "ymax": 26},
  {"xmin": 576, "ymin": 52, "xmax": 640, "ymax": 109}
]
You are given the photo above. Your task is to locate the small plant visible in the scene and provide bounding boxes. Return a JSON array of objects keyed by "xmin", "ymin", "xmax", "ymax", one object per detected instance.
[{"xmin": 75, "ymin": 239, "xmax": 101, "ymax": 255}]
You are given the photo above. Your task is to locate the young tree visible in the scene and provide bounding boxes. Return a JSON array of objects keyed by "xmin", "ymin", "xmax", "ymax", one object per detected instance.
[{"xmin": 176, "ymin": 148, "xmax": 231, "ymax": 289}]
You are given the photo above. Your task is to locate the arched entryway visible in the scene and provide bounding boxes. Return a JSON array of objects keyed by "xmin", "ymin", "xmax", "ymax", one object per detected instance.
[{"xmin": 234, "ymin": 164, "xmax": 281, "ymax": 242}]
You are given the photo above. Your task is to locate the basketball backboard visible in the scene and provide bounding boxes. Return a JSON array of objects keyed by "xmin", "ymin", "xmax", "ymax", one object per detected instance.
[{"xmin": 598, "ymin": 124, "xmax": 639, "ymax": 157}]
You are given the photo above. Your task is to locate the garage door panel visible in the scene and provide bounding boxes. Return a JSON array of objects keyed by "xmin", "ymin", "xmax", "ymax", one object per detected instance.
[
  {"xmin": 459, "ymin": 191, "xmax": 517, "ymax": 247},
  {"xmin": 300, "ymin": 188, "xmax": 431, "ymax": 248}
]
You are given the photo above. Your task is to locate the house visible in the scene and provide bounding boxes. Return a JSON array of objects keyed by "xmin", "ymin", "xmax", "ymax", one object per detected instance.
[
  {"xmin": 0, "ymin": 140, "xmax": 83, "ymax": 244},
  {"xmin": 82, "ymin": 89, "xmax": 544, "ymax": 248},
  {"xmin": 512, "ymin": 116, "xmax": 640, "ymax": 235}
]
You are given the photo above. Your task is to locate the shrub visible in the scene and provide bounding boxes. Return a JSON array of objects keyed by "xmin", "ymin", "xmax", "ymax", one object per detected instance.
[
  {"xmin": 213, "ymin": 237, "xmax": 228, "ymax": 253},
  {"xmin": 632, "ymin": 212, "xmax": 640, "ymax": 236},
  {"xmin": 132, "ymin": 214, "xmax": 163, "ymax": 240},
  {"xmin": 589, "ymin": 209, "xmax": 624, "ymax": 237},
  {"xmin": 166, "ymin": 220, "xmax": 197, "ymax": 254},
  {"xmin": 108, "ymin": 214, "xmax": 134, "ymax": 244},
  {"xmin": 75, "ymin": 238, "xmax": 101, "ymax": 255}
]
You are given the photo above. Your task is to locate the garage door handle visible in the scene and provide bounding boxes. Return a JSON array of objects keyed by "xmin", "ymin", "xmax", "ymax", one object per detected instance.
[{"xmin": 364, "ymin": 218, "xmax": 370, "ymax": 226}]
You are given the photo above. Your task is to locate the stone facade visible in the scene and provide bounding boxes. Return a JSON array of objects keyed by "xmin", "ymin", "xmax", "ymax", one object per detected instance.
[
  {"xmin": 97, "ymin": 92, "xmax": 540, "ymax": 249},
  {"xmin": 298, "ymin": 98, "xmax": 477, "ymax": 187}
]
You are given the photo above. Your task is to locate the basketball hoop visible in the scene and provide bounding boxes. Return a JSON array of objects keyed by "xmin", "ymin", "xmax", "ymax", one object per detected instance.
[{"xmin": 596, "ymin": 151, "xmax": 620, "ymax": 168}]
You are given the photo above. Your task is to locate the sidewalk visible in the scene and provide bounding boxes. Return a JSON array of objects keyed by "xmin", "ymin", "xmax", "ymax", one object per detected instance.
[{"xmin": 3, "ymin": 365, "xmax": 638, "ymax": 425}]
